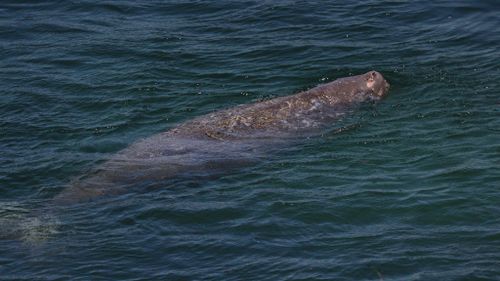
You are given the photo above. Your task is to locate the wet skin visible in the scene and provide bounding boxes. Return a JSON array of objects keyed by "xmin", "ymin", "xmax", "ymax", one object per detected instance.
[{"xmin": 55, "ymin": 71, "xmax": 390, "ymax": 204}]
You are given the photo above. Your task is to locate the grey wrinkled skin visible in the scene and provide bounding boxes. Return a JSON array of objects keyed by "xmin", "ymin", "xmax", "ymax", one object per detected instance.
[{"xmin": 55, "ymin": 71, "xmax": 390, "ymax": 204}]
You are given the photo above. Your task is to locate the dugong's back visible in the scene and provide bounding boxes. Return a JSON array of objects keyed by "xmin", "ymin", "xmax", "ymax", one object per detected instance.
[
  {"xmin": 170, "ymin": 71, "xmax": 389, "ymax": 140},
  {"xmin": 55, "ymin": 71, "xmax": 390, "ymax": 204}
]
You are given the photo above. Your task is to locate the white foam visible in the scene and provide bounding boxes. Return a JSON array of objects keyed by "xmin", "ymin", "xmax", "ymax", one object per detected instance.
[{"xmin": 0, "ymin": 201, "xmax": 60, "ymax": 245}]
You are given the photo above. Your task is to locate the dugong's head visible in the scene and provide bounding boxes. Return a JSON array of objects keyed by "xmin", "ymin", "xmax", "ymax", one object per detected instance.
[
  {"xmin": 328, "ymin": 70, "xmax": 390, "ymax": 103},
  {"xmin": 361, "ymin": 70, "xmax": 390, "ymax": 100}
]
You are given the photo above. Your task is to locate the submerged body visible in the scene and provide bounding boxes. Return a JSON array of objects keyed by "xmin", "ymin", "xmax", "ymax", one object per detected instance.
[{"xmin": 55, "ymin": 71, "xmax": 390, "ymax": 204}]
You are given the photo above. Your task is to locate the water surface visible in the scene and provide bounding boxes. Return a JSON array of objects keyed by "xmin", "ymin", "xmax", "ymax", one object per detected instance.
[{"xmin": 1, "ymin": 1, "xmax": 499, "ymax": 280}]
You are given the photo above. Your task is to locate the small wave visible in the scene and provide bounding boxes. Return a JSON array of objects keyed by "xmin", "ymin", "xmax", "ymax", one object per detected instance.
[{"xmin": 0, "ymin": 201, "xmax": 60, "ymax": 245}]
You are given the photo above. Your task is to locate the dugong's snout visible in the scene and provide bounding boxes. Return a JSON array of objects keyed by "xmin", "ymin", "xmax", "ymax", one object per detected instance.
[{"xmin": 365, "ymin": 70, "xmax": 390, "ymax": 99}]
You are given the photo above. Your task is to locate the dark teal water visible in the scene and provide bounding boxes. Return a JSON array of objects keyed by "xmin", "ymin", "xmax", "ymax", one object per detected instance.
[{"xmin": 1, "ymin": 1, "xmax": 499, "ymax": 280}]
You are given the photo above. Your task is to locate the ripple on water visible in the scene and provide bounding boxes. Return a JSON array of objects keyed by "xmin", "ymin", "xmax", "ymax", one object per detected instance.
[{"xmin": 1, "ymin": 0, "xmax": 500, "ymax": 279}]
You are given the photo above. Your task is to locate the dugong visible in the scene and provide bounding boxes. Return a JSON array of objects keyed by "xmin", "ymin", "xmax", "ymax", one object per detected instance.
[{"xmin": 55, "ymin": 71, "xmax": 390, "ymax": 204}]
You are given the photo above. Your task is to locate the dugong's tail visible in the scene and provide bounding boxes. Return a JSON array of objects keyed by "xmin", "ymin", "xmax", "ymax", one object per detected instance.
[{"xmin": 0, "ymin": 200, "xmax": 61, "ymax": 244}]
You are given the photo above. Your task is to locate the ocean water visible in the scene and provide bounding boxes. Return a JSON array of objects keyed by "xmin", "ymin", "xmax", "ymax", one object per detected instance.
[{"xmin": 1, "ymin": 0, "xmax": 499, "ymax": 280}]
